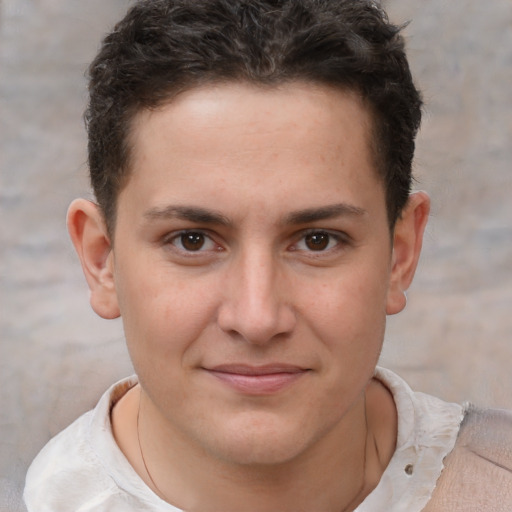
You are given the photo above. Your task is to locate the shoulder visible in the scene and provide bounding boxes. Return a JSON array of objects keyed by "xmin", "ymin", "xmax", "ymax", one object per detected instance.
[
  {"xmin": 425, "ymin": 406, "xmax": 512, "ymax": 512},
  {"xmin": 24, "ymin": 411, "xmax": 115, "ymax": 511},
  {"xmin": 24, "ymin": 377, "xmax": 141, "ymax": 512},
  {"xmin": 458, "ymin": 405, "xmax": 512, "ymax": 458}
]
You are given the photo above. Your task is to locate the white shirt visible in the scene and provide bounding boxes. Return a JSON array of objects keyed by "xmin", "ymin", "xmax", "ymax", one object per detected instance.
[{"xmin": 24, "ymin": 368, "xmax": 464, "ymax": 511}]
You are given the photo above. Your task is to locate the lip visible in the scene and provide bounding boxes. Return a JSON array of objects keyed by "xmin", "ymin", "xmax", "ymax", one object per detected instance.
[{"xmin": 204, "ymin": 364, "xmax": 309, "ymax": 395}]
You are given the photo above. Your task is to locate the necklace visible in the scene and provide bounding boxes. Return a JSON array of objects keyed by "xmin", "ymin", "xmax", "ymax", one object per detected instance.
[
  {"xmin": 137, "ymin": 396, "xmax": 166, "ymax": 499},
  {"xmin": 136, "ymin": 392, "xmax": 369, "ymax": 511},
  {"xmin": 340, "ymin": 394, "xmax": 369, "ymax": 512}
]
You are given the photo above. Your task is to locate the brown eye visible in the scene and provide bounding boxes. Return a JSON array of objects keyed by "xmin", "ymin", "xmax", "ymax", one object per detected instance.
[
  {"xmin": 304, "ymin": 232, "xmax": 330, "ymax": 251},
  {"xmin": 180, "ymin": 232, "xmax": 205, "ymax": 251}
]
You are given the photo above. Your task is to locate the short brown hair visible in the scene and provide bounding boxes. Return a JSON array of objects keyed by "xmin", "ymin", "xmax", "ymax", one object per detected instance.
[{"xmin": 86, "ymin": 0, "xmax": 422, "ymax": 235}]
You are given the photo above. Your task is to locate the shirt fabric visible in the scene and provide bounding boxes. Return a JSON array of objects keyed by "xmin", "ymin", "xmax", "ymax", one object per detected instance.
[{"xmin": 24, "ymin": 368, "xmax": 464, "ymax": 512}]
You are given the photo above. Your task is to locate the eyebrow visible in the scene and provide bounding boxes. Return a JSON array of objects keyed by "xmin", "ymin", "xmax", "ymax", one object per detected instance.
[
  {"xmin": 143, "ymin": 205, "xmax": 231, "ymax": 226},
  {"xmin": 284, "ymin": 203, "xmax": 367, "ymax": 224},
  {"xmin": 143, "ymin": 202, "xmax": 366, "ymax": 227}
]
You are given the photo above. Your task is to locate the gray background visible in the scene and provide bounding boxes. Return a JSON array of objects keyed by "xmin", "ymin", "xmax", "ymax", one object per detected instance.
[{"xmin": 1, "ymin": 1, "xmax": 511, "ymax": 510}]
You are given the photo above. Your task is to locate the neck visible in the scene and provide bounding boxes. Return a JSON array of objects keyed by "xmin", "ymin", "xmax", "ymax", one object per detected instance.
[{"xmin": 132, "ymin": 384, "xmax": 393, "ymax": 512}]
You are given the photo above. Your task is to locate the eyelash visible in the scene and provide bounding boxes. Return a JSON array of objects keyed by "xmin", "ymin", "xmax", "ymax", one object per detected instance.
[
  {"xmin": 163, "ymin": 230, "xmax": 221, "ymax": 254},
  {"xmin": 162, "ymin": 228, "xmax": 350, "ymax": 257},
  {"xmin": 290, "ymin": 229, "xmax": 350, "ymax": 255}
]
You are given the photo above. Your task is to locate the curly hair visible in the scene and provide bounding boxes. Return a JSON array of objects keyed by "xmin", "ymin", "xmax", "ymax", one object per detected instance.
[{"xmin": 86, "ymin": 0, "xmax": 422, "ymax": 235}]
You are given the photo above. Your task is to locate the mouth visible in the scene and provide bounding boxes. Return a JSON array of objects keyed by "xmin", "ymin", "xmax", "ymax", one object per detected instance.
[{"xmin": 203, "ymin": 364, "xmax": 310, "ymax": 395}]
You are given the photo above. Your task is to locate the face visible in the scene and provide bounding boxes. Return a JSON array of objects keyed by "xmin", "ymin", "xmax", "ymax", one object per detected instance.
[{"xmin": 111, "ymin": 83, "xmax": 396, "ymax": 466}]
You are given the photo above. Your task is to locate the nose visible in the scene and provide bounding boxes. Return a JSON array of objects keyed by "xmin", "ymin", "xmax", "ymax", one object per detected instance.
[{"xmin": 217, "ymin": 247, "xmax": 296, "ymax": 345}]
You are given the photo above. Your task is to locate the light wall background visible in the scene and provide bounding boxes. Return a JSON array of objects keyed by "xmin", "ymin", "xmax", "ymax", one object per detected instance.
[{"xmin": 1, "ymin": 1, "xmax": 511, "ymax": 510}]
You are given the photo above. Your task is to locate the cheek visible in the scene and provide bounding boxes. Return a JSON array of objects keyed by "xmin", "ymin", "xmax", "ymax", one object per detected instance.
[
  {"xmin": 301, "ymin": 265, "xmax": 389, "ymax": 336},
  {"xmin": 113, "ymin": 261, "xmax": 219, "ymax": 368},
  {"xmin": 297, "ymin": 265, "xmax": 389, "ymax": 394}
]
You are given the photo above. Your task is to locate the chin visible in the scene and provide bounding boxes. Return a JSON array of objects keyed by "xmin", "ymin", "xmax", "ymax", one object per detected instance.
[
  {"xmin": 202, "ymin": 414, "xmax": 319, "ymax": 467},
  {"xmin": 217, "ymin": 438, "xmax": 306, "ymax": 467}
]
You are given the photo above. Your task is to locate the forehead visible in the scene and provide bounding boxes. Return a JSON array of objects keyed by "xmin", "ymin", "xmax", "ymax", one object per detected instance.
[
  {"xmin": 122, "ymin": 82, "xmax": 384, "ymax": 220},
  {"xmin": 132, "ymin": 82, "xmax": 374, "ymax": 153}
]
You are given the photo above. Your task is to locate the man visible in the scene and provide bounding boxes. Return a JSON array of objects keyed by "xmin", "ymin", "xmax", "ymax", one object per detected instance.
[{"xmin": 24, "ymin": 1, "xmax": 512, "ymax": 510}]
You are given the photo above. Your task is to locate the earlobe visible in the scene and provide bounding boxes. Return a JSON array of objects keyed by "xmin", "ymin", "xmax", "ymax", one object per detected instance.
[
  {"xmin": 67, "ymin": 199, "xmax": 120, "ymax": 319},
  {"xmin": 386, "ymin": 191, "xmax": 430, "ymax": 315}
]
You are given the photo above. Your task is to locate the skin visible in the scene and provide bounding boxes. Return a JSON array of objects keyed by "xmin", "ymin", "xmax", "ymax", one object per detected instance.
[{"xmin": 68, "ymin": 82, "xmax": 430, "ymax": 511}]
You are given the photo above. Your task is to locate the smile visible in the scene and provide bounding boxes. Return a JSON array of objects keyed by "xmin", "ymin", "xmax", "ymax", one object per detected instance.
[{"xmin": 204, "ymin": 364, "xmax": 310, "ymax": 395}]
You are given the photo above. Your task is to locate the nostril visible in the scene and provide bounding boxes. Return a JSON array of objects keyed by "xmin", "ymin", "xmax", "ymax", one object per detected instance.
[{"xmin": 217, "ymin": 298, "xmax": 296, "ymax": 346}]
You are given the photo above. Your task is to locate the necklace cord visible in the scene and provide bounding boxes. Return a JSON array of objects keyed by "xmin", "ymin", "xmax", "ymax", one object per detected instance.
[
  {"xmin": 136, "ymin": 390, "xmax": 369, "ymax": 510},
  {"xmin": 340, "ymin": 392, "xmax": 369, "ymax": 512},
  {"xmin": 137, "ymin": 394, "xmax": 165, "ymax": 499}
]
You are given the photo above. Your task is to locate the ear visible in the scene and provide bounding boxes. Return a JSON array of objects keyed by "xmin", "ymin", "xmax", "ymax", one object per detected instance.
[
  {"xmin": 67, "ymin": 199, "xmax": 120, "ymax": 319},
  {"xmin": 386, "ymin": 191, "xmax": 430, "ymax": 315}
]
